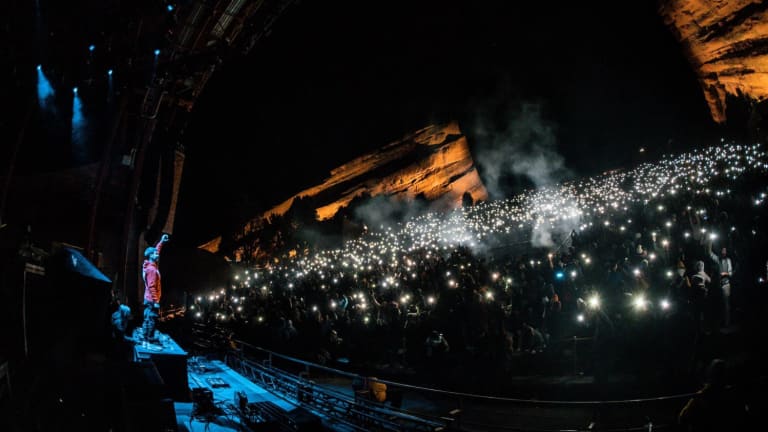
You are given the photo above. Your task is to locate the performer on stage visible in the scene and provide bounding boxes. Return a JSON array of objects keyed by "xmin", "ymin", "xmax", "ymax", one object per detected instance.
[{"xmin": 141, "ymin": 233, "xmax": 169, "ymax": 342}]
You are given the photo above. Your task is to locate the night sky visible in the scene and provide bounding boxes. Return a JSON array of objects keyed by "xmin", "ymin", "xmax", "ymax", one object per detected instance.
[
  {"xmin": 173, "ymin": 0, "xmax": 726, "ymax": 247},
  {"xmin": 4, "ymin": 1, "xmax": 732, "ymax": 248}
]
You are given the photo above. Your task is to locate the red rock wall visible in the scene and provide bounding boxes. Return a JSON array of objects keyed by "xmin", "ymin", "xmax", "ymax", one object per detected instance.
[
  {"xmin": 200, "ymin": 122, "xmax": 488, "ymax": 253},
  {"xmin": 659, "ymin": 0, "xmax": 768, "ymax": 123}
]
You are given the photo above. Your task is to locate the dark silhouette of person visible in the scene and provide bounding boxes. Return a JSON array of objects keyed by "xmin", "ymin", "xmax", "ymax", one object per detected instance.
[
  {"xmin": 678, "ymin": 358, "xmax": 749, "ymax": 431},
  {"xmin": 110, "ymin": 296, "xmax": 135, "ymax": 360}
]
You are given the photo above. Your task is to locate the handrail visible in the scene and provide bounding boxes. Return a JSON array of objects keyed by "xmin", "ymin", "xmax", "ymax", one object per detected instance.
[
  {"xmin": 233, "ymin": 339, "xmax": 697, "ymax": 405},
  {"xmin": 227, "ymin": 351, "xmax": 447, "ymax": 431},
  {"xmin": 235, "ymin": 338, "xmax": 360, "ymax": 379}
]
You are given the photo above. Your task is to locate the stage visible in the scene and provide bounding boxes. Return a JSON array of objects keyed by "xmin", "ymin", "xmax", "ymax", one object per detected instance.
[
  {"xmin": 177, "ymin": 357, "xmax": 326, "ymax": 432},
  {"xmin": 125, "ymin": 332, "xmax": 332, "ymax": 432}
]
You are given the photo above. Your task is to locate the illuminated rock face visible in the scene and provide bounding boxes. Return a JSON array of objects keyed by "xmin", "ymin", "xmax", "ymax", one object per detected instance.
[
  {"xmin": 199, "ymin": 122, "xmax": 488, "ymax": 254},
  {"xmin": 659, "ymin": 0, "xmax": 768, "ymax": 123}
]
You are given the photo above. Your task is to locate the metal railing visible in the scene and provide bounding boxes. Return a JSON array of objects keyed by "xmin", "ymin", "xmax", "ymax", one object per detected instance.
[
  {"xmin": 225, "ymin": 339, "xmax": 697, "ymax": 432},
  {"xmin": 225, "ymin": 343, "xmax": 450, "ymax": 431}
]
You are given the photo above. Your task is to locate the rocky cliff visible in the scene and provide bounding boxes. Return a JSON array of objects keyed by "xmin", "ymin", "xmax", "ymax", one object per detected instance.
[
  {"xmin": 200, "ymin": 121, "xmax": 488, "ymax": 254},
  {"xmin": 659, "ymin": 0, "xmax": 768, "ymax": 123}
]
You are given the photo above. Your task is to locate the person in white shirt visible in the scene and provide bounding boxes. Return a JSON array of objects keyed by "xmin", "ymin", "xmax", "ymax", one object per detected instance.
[{"xmin": 709, "ymin": 243, "xmax": 734, "ymax": 328}]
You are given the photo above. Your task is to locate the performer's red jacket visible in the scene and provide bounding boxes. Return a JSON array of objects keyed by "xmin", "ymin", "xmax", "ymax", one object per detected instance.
[{"xmin": 143, "ymin": 239, "xmax": 164, "ymax": 304}]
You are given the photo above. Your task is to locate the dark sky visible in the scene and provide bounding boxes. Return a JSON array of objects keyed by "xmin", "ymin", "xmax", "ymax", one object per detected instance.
[{"xmin": 132, "ymin": 2, "xmax": 732, "ymax": 246}]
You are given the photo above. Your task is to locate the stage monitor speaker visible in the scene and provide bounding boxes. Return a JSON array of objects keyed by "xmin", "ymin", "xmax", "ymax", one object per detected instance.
[{"xmin": 191, "ymin": 387, "xmax": 215, "ymax": 415}]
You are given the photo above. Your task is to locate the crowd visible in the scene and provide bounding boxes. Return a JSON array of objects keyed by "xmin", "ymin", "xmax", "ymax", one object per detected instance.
[{"xmin": 182, "ymin": 142, "xmax": 768, "ymax": 394}]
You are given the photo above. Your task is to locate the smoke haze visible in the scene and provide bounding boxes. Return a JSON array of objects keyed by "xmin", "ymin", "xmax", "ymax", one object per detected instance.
[{"xmin": 471, "ymin": 101, "xmax": 579, "ymax": 249}]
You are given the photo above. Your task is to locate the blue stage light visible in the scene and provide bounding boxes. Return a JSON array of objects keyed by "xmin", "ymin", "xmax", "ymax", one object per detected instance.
[
  {"xmin": 37, "ymin": 65, "xmax": 55, "ymax": 110},
  {"xmin": 73, "ymin": 87, "xmax": 78, "ymax": 94},
  {"xmin": 108, "ymin": 69, "xmax": 113, "ymax": 76},
  {"xmin": 72, "ymin": 86, "xmax": 87, "ymax": 156},
  {"xmin": 154, "ymin": 49, "xmax": 161, "ymax": 56},
  {"xmin": 167, "ymin": 5, "xmax": 174, "ymax": 12},
  {"xmin": 89, "ymin": 44, "xmax": 95, "ymax": 52}
]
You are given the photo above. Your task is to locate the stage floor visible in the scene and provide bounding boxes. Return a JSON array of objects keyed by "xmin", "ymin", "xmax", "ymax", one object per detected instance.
[
  {"xmin": 126, "ymin": 331, "xmax": 336, "ymax": 431},
  {"xmin": 174, "ymin": 356, "xmax": 331, "ymax": 432}
]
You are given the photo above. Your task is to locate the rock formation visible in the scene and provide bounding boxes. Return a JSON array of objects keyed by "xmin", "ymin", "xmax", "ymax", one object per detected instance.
[
  {"xmin": 659, "ymin": 0, "xmax": 768, "ymax": 123},
  {"xmin": 200, "ymin": 121, "xmax": 488, "ymax": 255}
]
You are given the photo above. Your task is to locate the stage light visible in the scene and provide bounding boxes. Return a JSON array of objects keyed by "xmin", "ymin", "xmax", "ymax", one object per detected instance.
[
  {"xmin": 660, "ymin": 299, "xmax": 670, "ymax": 310},
  {"xmin": 577, "ymin": 313, "xmax": 585, "ymax": 322},
  {"xmin": 37, "ymin": 65, "xmax": 55, "ymax": 109},
  {"xmin": 154, "ymin": 49, "xmax": 161, "ymax": 56},
  {"xmin": 587, "ymin": 294, "xmax": 600, "ymax": 310},
  {"xmin": 71, "ymin": 83, "xmax": 88, "ymax": 161},
  {"xmin": 89, "ymin": 44, "xmax": 95, "ymax": 52},
  {"xmin": 633, "ymin": 295, "xmax": 647, "ymax": 311},
  {"xmin": 108, "ymin": 69, "xmax": 113, "ymax": 76},
  {"xmin": 167, "ymin": 5, "xmax": 174, "ymax": 12}
]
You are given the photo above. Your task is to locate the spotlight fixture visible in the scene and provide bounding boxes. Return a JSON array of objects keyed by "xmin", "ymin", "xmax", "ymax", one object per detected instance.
[{"xmin": 633, "ymin": 295, "xmax": 647, "ymax": 311}]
